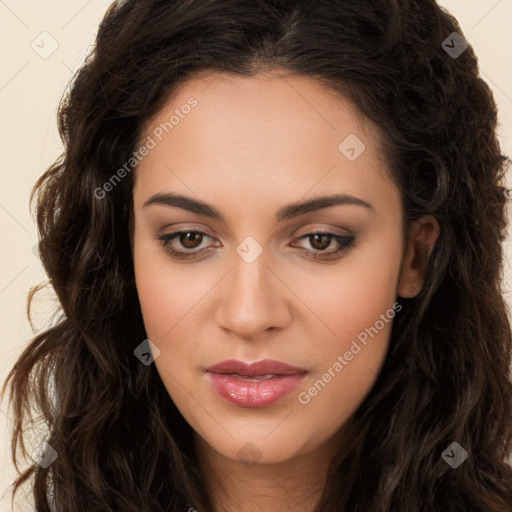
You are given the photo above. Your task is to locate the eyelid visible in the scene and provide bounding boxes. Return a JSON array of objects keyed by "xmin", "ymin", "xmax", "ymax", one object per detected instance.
[{"xmin": 293, "ymin": 223, "xmax": 354, "ymax": 238}]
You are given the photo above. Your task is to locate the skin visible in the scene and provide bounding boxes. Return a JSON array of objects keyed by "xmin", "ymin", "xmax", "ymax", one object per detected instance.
[{"xmin": 131, "ymin": 70, "xmax": 439, "ymax": 511}]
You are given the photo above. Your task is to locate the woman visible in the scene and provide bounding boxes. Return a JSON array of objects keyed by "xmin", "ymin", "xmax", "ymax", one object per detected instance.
[{"xmin": 2, "ymin": 0, "xmax": 512, "ymax": 510}]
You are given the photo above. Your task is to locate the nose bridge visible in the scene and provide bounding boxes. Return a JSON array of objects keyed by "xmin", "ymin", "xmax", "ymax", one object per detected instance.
[
  {"xmin": 216, "ymin": 242, "xmax": 289, "ymax": 336},
  {"xmin": 232, "ymin": 246, "xmax": 269, "ymax": 302}
]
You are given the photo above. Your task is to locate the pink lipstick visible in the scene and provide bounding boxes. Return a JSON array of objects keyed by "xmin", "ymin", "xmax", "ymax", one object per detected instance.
[{"xmin": 205, "ymin": 359, "xmax": 308, "ymax": 408}]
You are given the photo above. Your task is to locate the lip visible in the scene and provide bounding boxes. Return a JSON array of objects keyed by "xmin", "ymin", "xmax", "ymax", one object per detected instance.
[{"xmin": 205, "ymin": 359, "xmax": 308, "ymax": 408}]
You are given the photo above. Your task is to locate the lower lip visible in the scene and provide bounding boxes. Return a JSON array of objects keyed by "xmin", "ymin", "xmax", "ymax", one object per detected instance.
[{"xmin": 207, "ymin": 372, "xmax": 307, "ymax": 408}]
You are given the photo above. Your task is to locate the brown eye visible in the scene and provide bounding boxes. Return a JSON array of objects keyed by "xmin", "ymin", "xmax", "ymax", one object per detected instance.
[
  {"xmin": 308, "ymin": 233, "xmax": 332, "ymax": 251},
  {"xmin": 180, "ymin": 231, "xmax": 204, "ymax": 249},
  {"xmin": 156, "ymin": 230, "xmax": 215, "ymax": 259},
  {"xmin": 293, "ymin": 231, "xmax": 356, "ymax": 260},
  {"xmin": 156, "ymin": 229, "xmax": 355, "ymax": 261}
]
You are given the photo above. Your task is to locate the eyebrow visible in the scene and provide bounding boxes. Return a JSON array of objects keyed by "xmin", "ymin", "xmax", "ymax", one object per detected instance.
[{"xmin": 142, "ymin": 191, "xmax": 375, "ymax": 222}]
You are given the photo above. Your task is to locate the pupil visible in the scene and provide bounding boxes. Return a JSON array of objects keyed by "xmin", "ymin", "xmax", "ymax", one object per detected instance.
[
  {"xmin": 312, "ymin": 234, "xmax": 330, "ymax": 250},
  {"xmin": 182, "ymin": 232, "xmax": 201, "ymax": 248}
]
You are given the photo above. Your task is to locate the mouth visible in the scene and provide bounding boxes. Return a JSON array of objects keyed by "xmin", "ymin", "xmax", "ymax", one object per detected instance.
[
  {"xmin": 218, "ymin": 373, "xmax": 286, "ymax": 382},
  {"xmin": 205, "ymin": 359, "xmax": 308, "ymax": 408},
  {"xmin": 205, "ymin": 359, "xmax": 308, "ymax": 376}
]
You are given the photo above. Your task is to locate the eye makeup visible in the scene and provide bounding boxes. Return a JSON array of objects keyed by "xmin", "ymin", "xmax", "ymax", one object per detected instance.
[{"xmin": 155, "ymin": 229, "xmax": 356, "ymax": 261}]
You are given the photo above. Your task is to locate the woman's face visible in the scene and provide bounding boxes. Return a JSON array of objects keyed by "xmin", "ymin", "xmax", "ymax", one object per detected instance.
[{"xmin": 131, "ymin": 71, "xmax": 431, "ymax": 466}]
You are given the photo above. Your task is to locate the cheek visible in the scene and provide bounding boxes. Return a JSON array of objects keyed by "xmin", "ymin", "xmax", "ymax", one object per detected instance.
[
  {"xmin": 292, "ymin": 234, "xmax": 401, "ymax": 420},
  {"xmin": 133, "ymin": 255, "xmax": 201, "ymax": 400},
  {"xmin": 292, "ymin": 230, "xmax": 402, "ymax": 345},
  {"xmin": 133, "ymin": 237, "xmax": 208, "ymax": 339},
  {"xmin": 135, "ymin": 266, "xmax": 199, "ymax": 337}
]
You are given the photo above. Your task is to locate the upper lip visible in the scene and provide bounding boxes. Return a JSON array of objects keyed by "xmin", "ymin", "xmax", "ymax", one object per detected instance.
[{"xmin": 206, "ymin": 359, "xmax": 308, "ymax": 377}]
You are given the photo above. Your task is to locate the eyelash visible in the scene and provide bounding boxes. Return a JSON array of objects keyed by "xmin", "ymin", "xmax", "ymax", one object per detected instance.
[{"xmin": 155, "ymin": 229, "xmax": 356, "ymax": 261}]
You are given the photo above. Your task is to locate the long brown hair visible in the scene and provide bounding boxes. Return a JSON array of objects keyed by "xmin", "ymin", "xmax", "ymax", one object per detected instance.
[{"xmin": 2, "ymin": 0, "xmax": 512, "ymax": 510}]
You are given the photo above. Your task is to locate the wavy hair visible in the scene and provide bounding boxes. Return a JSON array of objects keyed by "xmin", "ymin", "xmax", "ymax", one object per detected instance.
[{"xmin": 2, "ymin": 0, "xmax": 512, "ymax": 510}]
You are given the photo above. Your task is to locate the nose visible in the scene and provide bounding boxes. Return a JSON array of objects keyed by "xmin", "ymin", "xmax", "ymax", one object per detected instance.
[{"xmin": 214, "ymin": 249, "xmax": 292, "ymax": 340}]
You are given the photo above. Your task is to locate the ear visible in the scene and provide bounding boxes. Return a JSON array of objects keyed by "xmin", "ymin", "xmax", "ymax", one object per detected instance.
[{"xmin": 397, "ymin": 215, "xmax": 440, "ymax": 298}]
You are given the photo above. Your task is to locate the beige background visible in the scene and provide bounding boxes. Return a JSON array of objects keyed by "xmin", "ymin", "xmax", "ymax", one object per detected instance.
[{"xmin": 1, "ymin": 0, "xmax": 511, "ymax": 509}]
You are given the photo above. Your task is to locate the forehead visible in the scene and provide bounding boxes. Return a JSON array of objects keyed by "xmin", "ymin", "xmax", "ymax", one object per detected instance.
[
  {"xmin": 140, "ymin": 69, "xmax": 377, "ymax": 155},
  {"xmin": 133, "ymin": 71, "xmax": 396, "ymax": 217}
]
